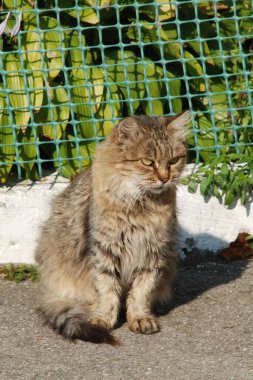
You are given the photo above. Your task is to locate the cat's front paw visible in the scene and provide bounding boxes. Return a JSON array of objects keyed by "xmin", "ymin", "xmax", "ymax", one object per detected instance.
[{"xmin": 128, "ymin": 316, "xmax": 160, "ymax": 335}]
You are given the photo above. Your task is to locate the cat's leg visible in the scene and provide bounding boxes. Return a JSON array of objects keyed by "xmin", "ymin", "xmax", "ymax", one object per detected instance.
[
  {"xmin": 88, "ymin": 266, "xmax": 122, "ymax": 331},
  {"xmin": 153, "ymin": 258, "xmax": 177, "ymax": 315},
  {"xmin": 126, "ymin": 269, "xmax": 161, "ymax": 334}
]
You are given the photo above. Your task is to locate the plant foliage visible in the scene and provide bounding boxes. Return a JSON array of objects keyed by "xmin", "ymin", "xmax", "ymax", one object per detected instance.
[
  {"xmin": 181, "ymin": 153, "xmax": 253, "ymax": 205},
  {"xmin": 0, "ymin": 264, "xmax": 39, "ymax": 283}
]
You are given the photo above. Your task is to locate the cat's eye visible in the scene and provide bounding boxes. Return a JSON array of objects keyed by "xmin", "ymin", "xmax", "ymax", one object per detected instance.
[
  {"xmin": 170, "ymin": 157, "xmax": 179, "ymax": 165},
  {"xmin": 141, "ymin": 158, "xmax": 154, "ymax": 166}
]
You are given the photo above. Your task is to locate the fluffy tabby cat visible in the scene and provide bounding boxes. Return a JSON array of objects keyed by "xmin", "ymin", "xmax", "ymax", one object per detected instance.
[{"xmin": 35, "ymin": 111, "xmax": 191, "ymax": 345}]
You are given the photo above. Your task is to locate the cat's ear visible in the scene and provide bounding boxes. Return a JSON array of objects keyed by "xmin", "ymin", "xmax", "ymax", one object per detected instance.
[
  {"xmin": 114, "ymin": 117, "xmax": 141, "ymax": 144},
  {"xmin": 167, "ymin": 110, "xmax": 191, "ymax": 140}
]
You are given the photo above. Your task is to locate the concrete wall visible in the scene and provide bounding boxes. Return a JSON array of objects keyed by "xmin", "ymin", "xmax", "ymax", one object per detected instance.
[{"xmin": 0, "ymin": 170, "xmax": 252, "ymax": 264}]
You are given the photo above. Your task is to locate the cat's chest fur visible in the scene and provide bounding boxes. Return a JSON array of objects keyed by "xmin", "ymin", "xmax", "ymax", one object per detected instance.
[{"xmin": 91, "ymin": 193, "xmax": 175, "ymax": 284}]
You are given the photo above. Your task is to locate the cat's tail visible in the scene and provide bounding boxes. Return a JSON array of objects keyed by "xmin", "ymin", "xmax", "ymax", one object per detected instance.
[{"xmin": 37, "ymin": 299, "xmax": 118, "ymax": 346}]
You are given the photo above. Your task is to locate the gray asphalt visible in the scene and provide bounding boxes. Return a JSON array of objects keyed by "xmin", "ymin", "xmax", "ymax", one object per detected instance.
[{"xmin": 1, "ymin": 259, "xmax": 252, "ymax": 380}]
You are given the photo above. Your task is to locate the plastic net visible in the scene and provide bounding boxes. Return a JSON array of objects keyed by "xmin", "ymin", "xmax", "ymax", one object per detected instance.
[{"xmin": 0, "ymin": 0, "xmax": 252, "ymax": 181}]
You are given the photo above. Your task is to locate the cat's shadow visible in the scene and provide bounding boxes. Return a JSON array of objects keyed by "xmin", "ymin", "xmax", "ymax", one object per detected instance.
[
  {"xmin": 162, "ymin": 229, "xmax": 250, "ymax": 312},
  {"xmin": 165, "ymin": 254, "xmax": 249, "ymax": 314}
]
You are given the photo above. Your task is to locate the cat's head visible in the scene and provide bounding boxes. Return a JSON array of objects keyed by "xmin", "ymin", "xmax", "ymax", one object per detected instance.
[{"xmin": 97, "ymin": 111, "xmax": 191, "ymax": 200}]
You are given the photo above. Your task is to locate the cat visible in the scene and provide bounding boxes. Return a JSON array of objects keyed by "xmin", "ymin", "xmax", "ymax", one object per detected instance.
[{"xmin": 35, "ymin": 111, "xmax": 191, "ymax": 345}]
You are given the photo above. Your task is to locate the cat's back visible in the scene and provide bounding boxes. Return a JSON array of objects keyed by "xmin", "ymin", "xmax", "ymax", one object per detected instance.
[{"xmin": 55, "ymin": 167, "xmax": 92, "ymax": 210}]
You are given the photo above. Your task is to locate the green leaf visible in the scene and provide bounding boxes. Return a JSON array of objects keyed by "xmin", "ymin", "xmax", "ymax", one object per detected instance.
[
  {"xmin": 27, "ymin": 70, "xmax": 44, "ymax": 112},
  {"xmin": 0, "ymin": 87, "xmax": 6, "ymax": 125},
  {"xmin": 142, "ymin": 62, "xmax": 165, "ymax": 115},
  {"xmin": 224, "ymin": 190, "xmax": 235, "ymax": 206},
  {"xmin": 41, "ymin": 17, "xmax": 67, "ymax": 80},
  {"xmin": 67, "ymin": 31, "xmax": 86, "ymax": 74},
  {"xmin": 167, "ymin": 74, "xmax": 182, "ymax": 113},
  {"xmin": 3, "ymin": 54, "xmax": 31, "ymax": 128},
  {"xmin": 187, "ymin": 40, "xmax": 215, "ymax": 66},
  {"xmin": 188, "ymin": 113, "xmax": 216, "ymax": 162},
  {"xmin": 54, "ymin": 135, "xmax": 96, "ymax": 178},
  {"xmin": 92, "ymin": 81, "xmax": 122, "ymax": 138},
  {"xmin": 105, "ymin": 50, "xmax": 146, "ymax": 112},
  {"xmin": 70, "ymin": 67, "xmax": 104, "ymax": 138},
  {"xmin": 208, "ymin": 80, "xmax": 230, "ymax": 127},
  {"xmin": 17, "ymin": 127, "xmax": 38, "ymax": 180},
  {"xmin": 220, "ymin": 162, "xmax": 229, "ymax": 179},
  {"xmin": 22, "ymin": 22, "xmax": 42, "ymax": 70},
  {"xmin": 84, "ymin": 0, "xmax": 115, "ymax": 5},
  {"xmin": 3, "ymin": 0, "xmax": 32, "ymax": 10},
  {"xmin": 126, "ymin": 22, "xmax": 181, "ymax": 61},
  {"xmin": 184, "ymin": 51, "xmax": 206, "ymax": 93},
  {"xmin": 214, "ymin": 174, "xmax": 227, "ymax": 189},
  {"xmin": 240, "ymin": 188, "xmax": 246, "ymax": 205},
  {"xmin": 93, "ymin": 102, "xmax": 117, "ymax": 138},
  {"xmin": 34, "ymin": 84, "xmax": 70, "ymax": 141},
  {"xmin": 0, "ymin": 91, "xmax": 15, "ymax": 182},
  {"xmin": 22, "ymin": 16, "xmax": 67, "ymax": 79},
  {"xmin": 54, "ymin": 0, "xmax": 99, "ymax": 24},
  {"xmin": 71, "ymin": 66, "xmax": 104, "ymax": 108},
  {"xmin": 105, "ymin": 50, "xmax": 182, "ymax": 115},
  {"xmin": 139, "ymin": 1, "xmax": 175, "ymax": 22},
  {"xmin": 229, "ymin": 171, "xmax": 235, "ymax": 182},
  {"xmin": 200, "ymin": 174, "xmax": 213, "ymax": 196},
  {"xmin": 230, "ymin": 178, "xmax": 240, "ymax": 193},
  {"xmin": 188, "ymin": 178, "xmax": 198, "ymax": 193},
  {"xmin": 70, "ymin": 77, "xmax": 92, "ymax": 127},
  {"xmin": 213, "ymin": 184, "xmax": 222, "ymax": 201},
  {"xmin": 67, "ymin": 6, "xmax": 99, "ymax": 24}
]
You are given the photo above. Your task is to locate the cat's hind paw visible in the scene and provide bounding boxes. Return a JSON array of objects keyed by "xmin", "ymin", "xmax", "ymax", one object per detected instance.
[{"xmin": 88, "ymin": 318, "xmax": 112, "ymax": 331}]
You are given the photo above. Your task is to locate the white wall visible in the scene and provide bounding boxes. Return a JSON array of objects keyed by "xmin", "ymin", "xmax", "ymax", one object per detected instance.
[{"xmin": 0, "ymin": 170, "xmax": 252, "ymax": 264}]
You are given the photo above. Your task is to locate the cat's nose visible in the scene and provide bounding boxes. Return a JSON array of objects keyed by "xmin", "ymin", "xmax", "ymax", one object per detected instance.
[{"xmin": 157, "ymin": 168, "xmax": 170, "ymax": 184}]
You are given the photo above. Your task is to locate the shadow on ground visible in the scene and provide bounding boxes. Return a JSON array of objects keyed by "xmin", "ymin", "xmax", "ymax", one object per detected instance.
[{"xmin": 170, "ymin": 229, "xmax": 249, "ymax": 310}]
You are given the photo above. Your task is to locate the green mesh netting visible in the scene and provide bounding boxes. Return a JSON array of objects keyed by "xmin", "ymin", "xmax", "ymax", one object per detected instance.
[{"xmin": 0, "ymin": 0, "xmax": 252, "ymax": 181}]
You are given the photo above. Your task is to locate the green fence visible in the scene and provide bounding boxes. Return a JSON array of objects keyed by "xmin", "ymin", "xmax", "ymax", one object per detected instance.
[{"xmin": 0, "ymin": 0, "xmax": 252, "ymax": 182}]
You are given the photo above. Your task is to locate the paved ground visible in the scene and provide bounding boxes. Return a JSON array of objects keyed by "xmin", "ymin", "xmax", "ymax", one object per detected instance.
[{"xmin": 0, "ymin": 259, "xmax": 252, "ymax": 380}]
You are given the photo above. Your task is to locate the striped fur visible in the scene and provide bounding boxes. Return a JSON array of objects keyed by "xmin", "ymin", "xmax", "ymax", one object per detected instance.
[{"xmin": 35, "ymin": 112, "xmax": 191, "ymax": 344}]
